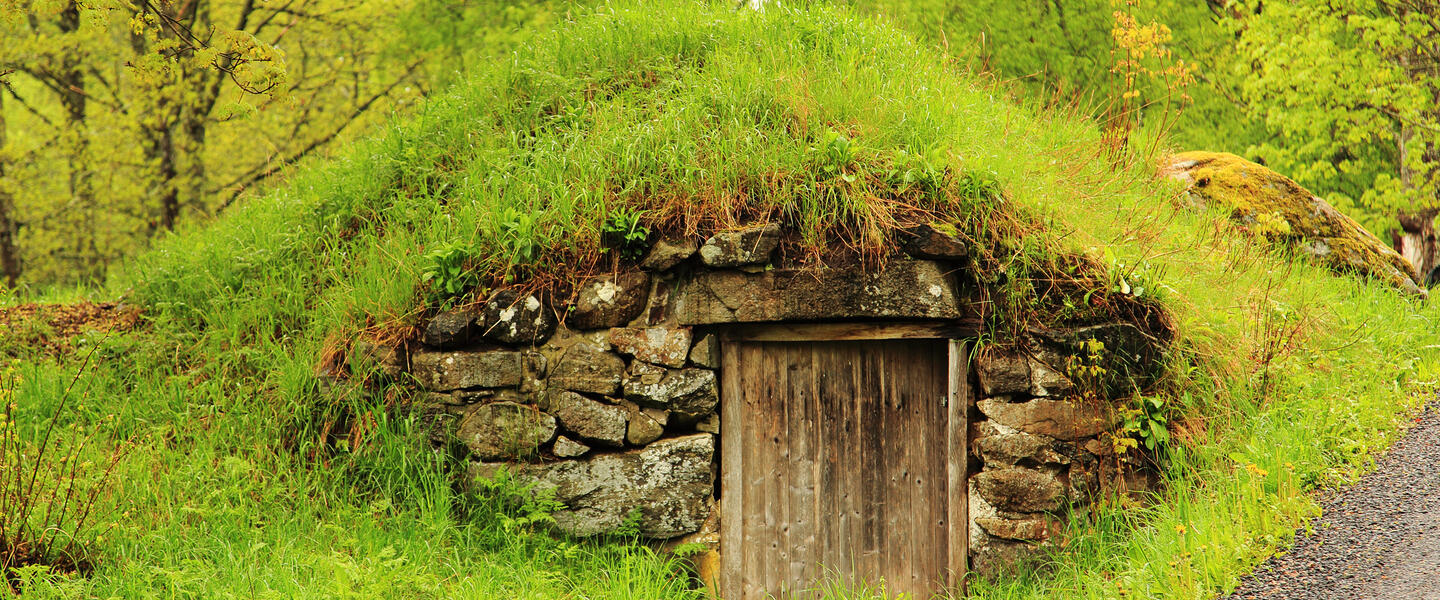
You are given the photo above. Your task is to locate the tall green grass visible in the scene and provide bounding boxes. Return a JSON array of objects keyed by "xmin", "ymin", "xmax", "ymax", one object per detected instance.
[{"xmin": 1, "ymin": 1, "xmax": 1436, "ymax": 598}]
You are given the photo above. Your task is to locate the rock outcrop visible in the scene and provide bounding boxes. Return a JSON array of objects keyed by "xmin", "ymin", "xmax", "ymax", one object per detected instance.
[
  {"xmin": 570, "ymin": 272, "xmax": 650, "ymax": 329},
  {"xmin": 456, "ymin": 402, "xmax": 556, "ymax": 460},
  {"xmin": 1161, "ymin": 151, "xmax": 1425, "ymax": 296}
]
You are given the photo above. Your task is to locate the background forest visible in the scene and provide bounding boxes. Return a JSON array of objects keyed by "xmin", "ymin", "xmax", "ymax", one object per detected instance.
[{"xmin": 3, "ymin": 0, "xmax": 1439, "ymax": 292}]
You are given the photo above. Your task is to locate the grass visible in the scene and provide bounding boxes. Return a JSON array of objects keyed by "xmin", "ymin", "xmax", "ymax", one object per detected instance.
[
  {"xmin": 2, "ymin": 344, "xmax": 703, "ymax": 598},
  {"xmin": 1, "ymin": 1, "xmax": 1438, "ymax": 598}
]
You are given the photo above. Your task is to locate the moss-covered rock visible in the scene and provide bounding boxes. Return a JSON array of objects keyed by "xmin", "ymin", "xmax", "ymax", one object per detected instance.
[{"xmin": 1161, "ymin": 151, "xmax": 1425, "ymax": 297}]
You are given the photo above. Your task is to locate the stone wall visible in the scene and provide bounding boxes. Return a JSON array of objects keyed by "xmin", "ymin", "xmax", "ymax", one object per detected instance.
[
  {"xmin": 965, "ymin": 322, "xmax": 1160, "ymax": 571},
  {"xmin": 370, "ymin": 223, "xmax": 1162, "ymax": 578}
]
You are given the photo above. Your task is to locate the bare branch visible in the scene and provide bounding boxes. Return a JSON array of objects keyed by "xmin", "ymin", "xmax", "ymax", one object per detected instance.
[
  {"xmin": 2, "ymin": 82, "xmax": 56, "ymax": 128},
  {"xmin": 132, "ymin": 0, "xmax": 282, "ymax": 96},
  {"xmin": 215, "ymin": 61, "xmax": 423, "ymax": 211}
]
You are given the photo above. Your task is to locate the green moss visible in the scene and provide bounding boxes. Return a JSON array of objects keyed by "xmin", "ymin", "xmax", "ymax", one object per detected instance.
[
  {"xmin": 930, "ymin": 221, "xmax": 962, "ymax": 237},
  {"xmin": 1168, "ymin": 151, "xmax": 1423, "ymax": 294}
]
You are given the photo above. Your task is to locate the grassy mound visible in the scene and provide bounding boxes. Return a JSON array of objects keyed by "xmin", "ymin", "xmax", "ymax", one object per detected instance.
[
  {"xmin": 0, "ymin": 1, "xmax": 1437, "ymax": 598},
  {"xmin": 123, "ymin": 0, "xmax": 1131, "ymax": 341}
]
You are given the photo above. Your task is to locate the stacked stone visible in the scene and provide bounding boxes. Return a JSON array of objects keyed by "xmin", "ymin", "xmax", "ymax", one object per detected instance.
[
  {"xmin": 402, "ymin": 224, "xmax": 795, "ymax": 540},
  {"xmin": 967, "ymin": 337, "xmax": 1141, "ymax": 573}
]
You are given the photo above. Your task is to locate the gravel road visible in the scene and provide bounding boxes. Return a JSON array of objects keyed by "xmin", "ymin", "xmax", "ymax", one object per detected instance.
[{"xmin": 1226, "ymin": 404, "xmax": 1440, "ymax": 600}]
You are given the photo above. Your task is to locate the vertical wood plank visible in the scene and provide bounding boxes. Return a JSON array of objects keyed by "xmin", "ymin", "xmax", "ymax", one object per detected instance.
[
  {"xmin": 720, "ymin": 342, "xmax": 744, "ymax": 600},
  {"xmin": 758, "ymin": 345, "xmax": 778, "ymax": 598},
  {"xmin": 903, "ymin": 342, "xmax": 924, "ymax": 592},
  {"xmin": 787, "ymin": 344, "xmax": 816, "ymax": 591},
  {"xmin": 743, "ymin": 344, "xmax": 767, "ymax": 600},
  {"xmin": 916, "ymin": 343, "xmax": 933, "ymax": 591},
  {"xmin": 929, "ymin": 341, "xmax": 949, "ymax": 590},
  {"xmin": 859, "ymin": 343, "xmax": 882, "ymax": 583},
  {"xmin": 807, "ymin": 344, "xmax": 825, "ymax": 589},
  {"xmin": 819, "ymin": 344, "xmax": 850, "ymax": 584},
  {"xmin": 814, "ymin": 346, "xmax": 832, "ymax": 583},
  {"xmin": 927, "ymin": 341, "xmax": 950, "ymax": 589},
  {"xmin": 947, "ymin": 340, "xmax": 970, "ymax": 595},
  {"xmin": 933, "ymin": 340, "xmax": 950, "ymax": 590},
  {"xmin": 880, "ymin": 344, "xmax": 904, "ymax": 591},
  {"xmin": 841, "ymin": 344, "xmax": 859, "ymax": 581},
  {"xmin": 772, "ymin": 344, "xmax": 791, "ymax": 597}
]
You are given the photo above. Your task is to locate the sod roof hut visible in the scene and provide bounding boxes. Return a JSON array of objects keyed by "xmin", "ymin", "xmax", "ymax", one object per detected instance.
[{"xmin": 338, "ymin": 4, "xmax": 1174, "ymax": 598}]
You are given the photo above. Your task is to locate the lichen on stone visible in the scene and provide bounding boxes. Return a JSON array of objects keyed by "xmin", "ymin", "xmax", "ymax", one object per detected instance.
[{"xmin": 1161, "ymin": 151, "xmax": 1425, "ymax": 297}]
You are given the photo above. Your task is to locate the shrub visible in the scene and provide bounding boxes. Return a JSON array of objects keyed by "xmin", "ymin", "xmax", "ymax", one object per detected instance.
[{"xmin": 0, "ymin": 359, "xmax": 127, "ymax": 590}]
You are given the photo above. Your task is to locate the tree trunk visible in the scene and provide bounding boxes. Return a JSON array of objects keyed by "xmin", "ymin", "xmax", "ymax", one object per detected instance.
[
  {"xmin": 1391, "ymin": 44, "xmax": 1440, "ymax": 286},
  {"xmin": 56, "ymin": 1, "xmax": 98, "ymax": 280},
  {"xmin": 0, "ymin": 92, "xmax": 22, "ymax": 288},
  {"xmin": 156, "ymin": 122, "xmax": 181, "ymax": 233},
  {"xmin": 177, "ymin": 99, "xmax": 207, "ymax": 228},
  {"xmin": 130, "ymin": 20, "xmax": 182, "ymax": 236},
  {"xmin": 175, "ymin": 0, "xmax": 217, "ymax": 229},
  {"xmin": 1395, "ymin": 209, "xmax": 1439, "ymax": 285},
  {"xmin": 0, "ymin": 195, "xmax": 19, "ymax": 288}
]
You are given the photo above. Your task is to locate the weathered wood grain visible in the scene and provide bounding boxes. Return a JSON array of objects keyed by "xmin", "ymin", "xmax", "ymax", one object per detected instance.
[
  {"xmin": 720, "ymin": 342, "xmax": 743, "ymax": 600},
  {"xmin": 721, "ymin": 338, "xmax": 962, "ymax": 599},
  {"xmin": 947, "ymin": 340, "xmax": 970, "ymax": 595}
]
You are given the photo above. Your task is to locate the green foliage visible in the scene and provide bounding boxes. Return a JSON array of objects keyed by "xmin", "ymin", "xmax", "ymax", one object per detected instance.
[
  {"xmin": 955, "ymin": 169, "xmax": 1002, "ymax": 202},
  {"xmin": 1122, "ymin": 394, "xmax": 1170, "ymax": 452},
  {"xmin": 1228, "ymin": 1, "xmax": 1440, "ymax": 238},
  {"xmin": 470, "ymin": 468, "xmax": 565, "ymax": 534},
  {"xmin": 0, "ymin": 361, "xmax": 126, "ymax": 585},
  {"xmin": 0, "ymin": 0, "xmax": 553, "ymax": 291},
  {"xmin": 611, "ymin": 508, "xmax": 647, "ymax": 539},
  {"xmin": 0, "ymin": 336, "xmax": 703, "ymax": 599},
  {"xmin": 667, "ymin": 542, "xmax": 710, "ymax": 559},
  {"xmin": 494, "ymin": 207, "xmax": 543, "ymax": 281},
  {"xmin": 601, "ymin": 207, "xmax": 652, "ymax": 260},
  {"xmin": 809, "ymin": 574, "xmax": 901, "ymax": 599},
  {"xmin": 118, "ymin": 0, "xmax": 1106, "ymax": 326},
  {"xmin": 809, "ymin": 130, "xmax": 864, "ymax": 181},
  {"xmin": 419, "ymin": 241, "xmax": 478, "ymax": 304},
  {"xmin": 856, "ymin": 0, "xmax": 1440, "ymax": 245},
  {"xmin": 840, "ymin": 0, "xmax": 1260, "ymax": 153},
  {"xmin": 396, "ymin": 0, "xmax": 564, "ymax": 88}
]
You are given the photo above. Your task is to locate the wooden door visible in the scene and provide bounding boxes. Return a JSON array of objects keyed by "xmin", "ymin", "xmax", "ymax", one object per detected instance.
[{"xmin": 720, "ymin": 337, "xmax": 968, "ymax": 599}]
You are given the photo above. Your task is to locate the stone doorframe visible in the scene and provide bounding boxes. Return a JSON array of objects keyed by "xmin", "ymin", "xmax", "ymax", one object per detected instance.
[{"xmin": 712, "ymin": 321, "xmax": 978, "ymax": 598}]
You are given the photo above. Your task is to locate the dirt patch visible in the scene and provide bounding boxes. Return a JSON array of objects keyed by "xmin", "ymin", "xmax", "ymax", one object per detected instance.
[{"xmin": 0, "ymin": 302, "xmax": 145, "ymax": 356}]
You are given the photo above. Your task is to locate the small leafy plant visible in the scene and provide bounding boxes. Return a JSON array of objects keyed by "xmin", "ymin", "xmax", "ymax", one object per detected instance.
[
  {"xmin": 888, "ymin": 147, "xmax": 950, "ymax": 194},
  {"xmin": 1066, "ymin": 337, "xmax": 1109, "ymax": 392},
  {"xmin": 496, "ymin": 207, "xmax": 541, "ymax": 270},
  {"xmin": 470, "ymin": 468, "xmax": 564, "ymax": 534},
  {"xmin": 809, "ymin": 130, "xmax": 862, "ymax": 181},
  {"xmin": 955, "ymin": 168, "xmax": 1002, "ymax": 201},
  {"xmin": 1104, "ymin": 248, "xmax": 1168, "ymax": 302},
  {"xmin": 419, "ymin": 241, "xmax": 478, "ymax": 304},
  {"xmin": 600, "ymin": 207, "xmax": 651, "ymax": 260},
  {"xmin": 610, "ymin": 507, "xmax": 646, "ymax": 538},
  {"xmin": 1123, "ymin": 394, "xmax": 1170, "ymax": 452}
]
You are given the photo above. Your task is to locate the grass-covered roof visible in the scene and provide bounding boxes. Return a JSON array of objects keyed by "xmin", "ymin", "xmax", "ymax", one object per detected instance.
[{"xmin": 122, "ymin": 0, "xmax": 1122, "ymax": 336}]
